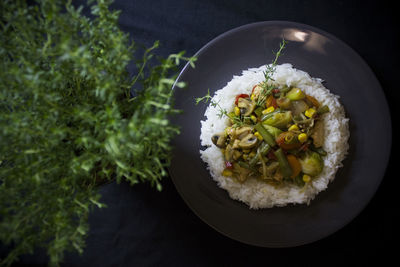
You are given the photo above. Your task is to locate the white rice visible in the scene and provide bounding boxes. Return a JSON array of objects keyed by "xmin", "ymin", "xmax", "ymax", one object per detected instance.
[{"xmin": 199, "ymin": 64, "xmax": 349, "ymax": 208}]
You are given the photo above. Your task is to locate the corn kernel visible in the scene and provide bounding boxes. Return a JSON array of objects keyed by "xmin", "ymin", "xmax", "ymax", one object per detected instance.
[
  {"xmin": 302, "ymin": 174, "xmax": 311, "ymax": 183},
  {"xmin": 222, "ymin": 169, "xmax": 233, "ymax": 177},
  {"xmin": 298, "ymin": 133, "xmax": 308, "ymax": 143},
  {"xmin": 254, "ymin": 131, "xmax": 263, "ymax": 141},
  {"xmin": 224, "ymin": 126, "xmax": 231, "ymax": 136},
  {"xmin": 250, "ymin": 94, "xmax": 255, "ymax": 100},
  {"xmin": 234, "ymin": 106, "xmax": 240, "ymax": 116},
  {"xmin": 250, "ymin": 115, "xmax": 257, "ymax": 123},
  {"xmin": 242, "ymin": 154, "xmax": 248, "ymax": 160},
  {"xmin": 288, "ymin": 124, "xmax": 299, "ymax": 132},
  {"xmin": 305, "ymin": 108, "xmax": 316, "ymax": 118}
]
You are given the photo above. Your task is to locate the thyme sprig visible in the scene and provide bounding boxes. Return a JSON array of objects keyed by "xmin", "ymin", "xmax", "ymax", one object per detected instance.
[
  {"xmin": 195, "ymin": 90, "xmax": 246, "ymax": 127},
  {"xmin": 256, "ymin": 39, "xmax": 287, "ymax": 107},
  {"xmin": 195, "ymin": 89, "xmax": 228, "ymax": 118},
  {"xmin": 0, "ymin": 0, "xmax": 195, "ymax": 266},
  {"xmin": 195, "ymin": 39, "xmax": 287, "ymax": 128},
  {"xmin": 212, "ymin": 101, "xmax": 229, "ymax": 119},
  {"xmin": 195, "ymin": 89, "xmax": 212, "ymax": 105}
]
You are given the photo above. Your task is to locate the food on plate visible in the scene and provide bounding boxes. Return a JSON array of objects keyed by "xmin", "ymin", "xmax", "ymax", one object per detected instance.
[{"xmin": 199, "ymin": 62, "xmax": 349, "ymax": 208}]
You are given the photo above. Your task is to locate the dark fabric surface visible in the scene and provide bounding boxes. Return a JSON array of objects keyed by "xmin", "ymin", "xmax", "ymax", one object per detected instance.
[{"xmin": 2, "ymin": 0, "xmax": 397, "ymax": 266}]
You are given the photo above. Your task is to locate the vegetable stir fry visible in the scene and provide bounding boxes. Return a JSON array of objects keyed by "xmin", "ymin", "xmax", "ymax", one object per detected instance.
[{"xmin": 211, "ymin": 84, "xmax": 330, "ymax": 187}]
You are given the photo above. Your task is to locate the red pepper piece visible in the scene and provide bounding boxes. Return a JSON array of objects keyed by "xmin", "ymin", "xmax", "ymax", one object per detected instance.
[
  {"xmin": 225, "ymin": 161, "xmax": 233, "ymax": 169},
  {"xmin": 267, "ymin": 151, "xmax": 277, "ymax": 160},
  {"xmin": 251, "ymin": 85, "xmax": 258, "ymax": 94},
  {"xmin": 235, "ymin": 94, "xmax": 250, "ymax": 105}
]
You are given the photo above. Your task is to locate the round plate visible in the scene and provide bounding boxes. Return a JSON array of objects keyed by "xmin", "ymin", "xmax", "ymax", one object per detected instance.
[{"xmin": 169, "ymin": 21, "xmax": 391, "ymax": 247}]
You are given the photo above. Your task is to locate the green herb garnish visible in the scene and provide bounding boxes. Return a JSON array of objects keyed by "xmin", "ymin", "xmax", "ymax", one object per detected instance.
[
  {"xmin": 196, "ymin": 91, "xmax": 247, "ymax": 127},
  {"xmin": 196, "ymin": 89, "xmax": 228, "ymax": 119},
  {"xmin": 0, "ymin": 0, "xmax": 195, "ymax": 266},
  {"xmin": 256, "ymin": 39, "xmax": 287, "ymax": 106},
  {"xmin": 195, "ymin": 89, "xmax": 212, "ymax": 105},
  {"xmin": 195, "ymin": 39, "xmax": 287, "ymax": 127}
]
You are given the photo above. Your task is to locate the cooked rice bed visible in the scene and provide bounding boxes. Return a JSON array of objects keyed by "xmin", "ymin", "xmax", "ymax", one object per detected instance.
[{"xmin": 200, "ymin": 64, "xmax": 349, "ymax": 208}]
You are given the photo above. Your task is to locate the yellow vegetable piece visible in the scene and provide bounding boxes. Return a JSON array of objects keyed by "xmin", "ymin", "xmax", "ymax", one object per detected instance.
[
  {"xmin": 306, "ymin": 95, "xmax": 320, "ymax": 108},
  {"xmin": 224, "ymin": 126, "xmax": 231, "ymax": 136},
  {"xmin": 287, "ymin": 155, "xmax": 302, "ymax": 179},
  {"xmin": 302, "ymin": 174, "xmax": 311, "ymax": 183},
  {"xmin": 286, "ymin": 87, "xmax": 305, "ymax": 100},
  {"xmin": 254, "ymin": 131, "xmax": 263, "ymax": 141},
  {"xmin": 242, "ymin": 154, "xmax": 248, "ymax": 160},
  {"xmin": 250, "ymin": 115, "xmax": 257, "ymax": 123},
  {"xmin": 266, "ymin": 106, "xmax": 275, "ymax": 113},
  {"xmin": 265, "ymin": 95, "xmax": 275, "ymax": 108},
  {"xmin": 305, "ymin": 108, "xmax": 316, "ymax": 118},
  {"xmin": 298, "ymin": 133, "xmax": 308, "ymax": 143},
  {"xmin": 222, "ymin": 169, "xmax": 233, "ymax": 177},
  {"xmin": 234, "ymin": 106, "xmax": 240, "ymax": 116},
  {"xmin": 262, "ymin": 106, "xmax": 275, "ymax": 115},
  {"xmin": 250, "ymin": 94, "xmax": 255, "ymax": 101},
  {"xmin": 288, "ymin": 124, "xmax": 299, "ymax": 132}
]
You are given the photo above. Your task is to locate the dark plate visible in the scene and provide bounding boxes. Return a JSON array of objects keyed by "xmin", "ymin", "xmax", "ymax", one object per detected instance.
[{"xmin": 169, "ymin": 21, "xmax": 391, "ymax": 247}]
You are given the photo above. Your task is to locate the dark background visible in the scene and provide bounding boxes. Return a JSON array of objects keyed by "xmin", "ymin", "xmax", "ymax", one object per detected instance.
[{"xmin": 3, "ymin": 0, "xmax": 397, "ymax": 266}]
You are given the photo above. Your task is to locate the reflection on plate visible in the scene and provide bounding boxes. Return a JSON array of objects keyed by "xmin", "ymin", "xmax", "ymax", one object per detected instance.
[{"xmin": 169, "ymin": 21, "xmax": 391, "ymax": 247}]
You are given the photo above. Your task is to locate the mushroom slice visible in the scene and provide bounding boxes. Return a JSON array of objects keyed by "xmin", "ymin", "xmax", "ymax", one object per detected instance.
[
  {"xmin": 290, "ymin": 100, "xmax": 309, "ymax": 116},
  {"xmin": 266, "ymin": 161, "xmax": 279, "ymax": 177},
  {"xmin": 237, "ymin": 171, "xmax": 249, "ymax": 183},
  {"xmin": 252, "ymin": 85, "xmax": 263, "ymax": 98},
  {"xmin": 311, "ymin": 120, "xmax": 324, "ymax": 148},
  {"xmin": 238, "ymin": 134, "xmax": 258, "ymax": 149},
  {"xmin": 235, "ymin": 126, "xmax": 253, "ymax": 140},
  {"xmin": 233, "ymin": 163, "xmax": 251, "ymax": 183},
  {"xmin": 211, "ymin": 133, "xmax": 227, "ymax": 148},
  {"xmin": 233, "ymin": 150, "xmax": 243, "ymax": 160},
  {"xmin": 224, "ymin": 144, "xmax": 234, "ymax": 162},
  {"xmin": 232, "ymin": 139, "xmax": 241, "ymax": 149},
  {"xmin": 237, "ymin": 97, "xmax": 256, "ymax": 116},
  {"xmin": 273, "ymin": 169, "xmax": 284, "ymax": 181}
]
